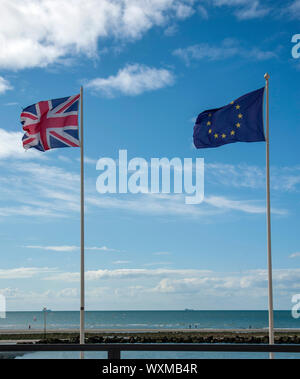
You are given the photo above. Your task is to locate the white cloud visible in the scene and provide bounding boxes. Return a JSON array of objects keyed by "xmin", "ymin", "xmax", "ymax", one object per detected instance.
[
  {"xmin": 152, "ymin": 268, "xmax": 300, "ymax": 295},
  {"xmin": 87, "ymin": 191, "xmax": 287, "ymax": 217},
  {"xmin": 153, "ymin": 251, "xmax": 171, "ymax": 255},
  {"xmin": 198, "ymin": 5, "xmax": 209, "ymax": 19},
  {"xmin": 290, "ymin": 252, "xmax": 300, "ymax": 258},
  {"xmin": 0, "ymin": 205, "xmax": 64, "ymax": 218},
  {"xmin": 288, "ymin": 0, "xmax": 300, "ymax": 19},
  {"xmin": 143, "ymin": 262, "xmax": 172, "ymax": 266},
  {"xmin": 57, "ymin": 287, "xmax": 78, "ymax": 298},
  {"xmin": 75, "ymin": 156, "xmax": 98, "ymax": 165},
  {"xmin": 206, "ymin": 162, "xmax": 300, "ymax": 192},
  {"xmin": 45, "ymin": 268, "xmax": 212, "ymax": 282},
  {"xmin": 83, "ymin": 156, "xmax": 98, "ymax": 165},
  {"xmin": 24, "ymin": 245, "xmax": 117, "ymax": 252},
  {"xmin": 3, "ymin": 102, "xmax": 19, "ymax": 106},
  {"xmin": 43, "ymin": 267, "xmax": 300, "ymax": 299},
  {"xmin": 205, "ymin": 195, "xmax": 286, "ymax": 215},
  {"xmin": 0, "ymin": 0, "xmax": 195, "ymax": 70},
  {"xmin": 86, "ymin": 246, "xmax": 117, "ymax": 251},
  {"xmin": 0, "ymin": 157, "xmax": 289, "ymax": 220},
  {"xmin": 0, "ymin": 160, "xmax": 80, "ymax": 218},
  {"xmin": 57, "ymin": 155, "xmax": 73, "ymax": 164},
  {"xmin": 0, "ymin": 77, "xmax": 12, "ymax": 94},
  {"xmin": 164, "ymin": 24, "xmax": 178, "ymax": 36},
  {"xmin": 0, "ymin": 267, "xmax": 56, "ymax": 279},
  {"xmin": 213, "ymin": 0, "xmax": 270, "ymax": 19},
  {"xmin": 173, "ymin": 38, "xmax": 276, "ymax": 65},
  {"xmin": 2, "ymin": 266, "xmax": 300, "ymax": 309},
  {"xmin": 86, "ymin": 64, "xmax": 175, "ymax": 97},
  {"xmin": 0, "ymin": 129, "xmax": 42, "ymax": 159},
  {"xmin": 235, "ymin": 1, "xmax": 270, "ymax": 19},
  {"xmin": 213, "ymin": 0, "xmax": 247, "ymax": 4},
  {"xmin": 25, "ymin": 245, "xmax": 78, "ymax": 252}
]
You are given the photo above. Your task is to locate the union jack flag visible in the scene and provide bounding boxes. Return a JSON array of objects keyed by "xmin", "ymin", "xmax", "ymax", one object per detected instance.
[{"xmin": 21, "ymin": 94, "xmax": 80, "ymax": 151}]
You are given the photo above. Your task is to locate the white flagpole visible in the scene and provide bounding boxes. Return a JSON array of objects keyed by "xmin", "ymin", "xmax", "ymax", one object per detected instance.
[
  {"xmin": 79, "ymin": 86, "xmax": 85, "ymax": 359},
  {"xmin": 264, "ymin": 73, "xmax": 275, "ymax": 359}
]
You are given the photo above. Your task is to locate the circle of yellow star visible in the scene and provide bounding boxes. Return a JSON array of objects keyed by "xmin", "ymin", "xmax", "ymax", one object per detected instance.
[
  {"xmin": 207, "ymin": 121, "xmax": 211, "ymax": 126},
  {"xmin": 214, "ymin": 133, "xmax": 218, "ymax": 139},
  {"xmin": 238, "ymin": 113, "xmax": 243, "ymax": 119},
  {"xmin": 222, "ymin": 133, "xmax": 226, "ymax": 139},
  {"xmin": 208, "ymin": 129, "xmax": 212, "ymax": 134},
  {"xmin": 236, "ymin": 122, "xmax": 241, "ymax": 128},
  {"xmin": 230, "ymin": 130, "xmax": 235, "ymax": 136},
  {"xmin": 235, "ymin": 105, "xmax": 240, "ymax": 109}
]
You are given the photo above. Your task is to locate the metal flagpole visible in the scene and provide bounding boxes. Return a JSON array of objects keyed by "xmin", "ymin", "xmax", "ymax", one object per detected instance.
[
  {"xmin": 264, "ymin": 73, "xmax": 275, "ymax": 359},
  {"xmin": 79, "ymin": 86, "xmax": 85, "ymax": 359}
]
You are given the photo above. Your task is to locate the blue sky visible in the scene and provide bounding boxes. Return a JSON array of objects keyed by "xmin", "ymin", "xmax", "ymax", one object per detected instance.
[{"xmin": 0, "ymin": 0, "xmax": 300, "ymax": 311}]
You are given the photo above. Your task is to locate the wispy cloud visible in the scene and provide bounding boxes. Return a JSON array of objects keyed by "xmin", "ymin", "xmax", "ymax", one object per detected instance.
[
  {"xmin": 0, "ymin": 156, "xmax": 290, "ymax": 221},
  {"xmin": 285, "ymin": 0, "xmax": 300, "ymax": 19},
  {"xmin": 143, "ymin": 262, "xmax": 172, "ymax": 267},
  {"xmin": 153, "ymin": 251, "xmax": 171, "ymax": 256},
  {"xmin": 76, "ymin": 156, "xmax": 97, "ymax": 165},
  {"xmin": 0, "ymin": 160, "xmax": 80, "ymax": 218},
  {"xmin": 289, "ymin": 252, "xmax": 300, "ymax": 258},
  {"xmin": 174, "ymin": 38, "xmax": 276, "ymax": 65},
  {"xmin": 212, "ymin": 0, "xmax": 270, "ymax": 20},
  {"xmin": 87, "ymin": 246, "xmax": 118, "ymax": 252},
  {"xmin": 0, "ymin": 205, "xmax": 64, "ymax": 218},
  {"xmin": 86, "ymin": 64, "xmax": 175, "ymax": 97},
  {"xmin": 0, "ymin": 267, "xmax": 57, "ymax": 279},
  {"xmin": 87, "ymin": 192, "xmax": 287, "ymax": 217},
  {"xmin": 24, "ymin": 245, "xmax": 118, "ymax": 252},
  {"xmin": 205, "ymin": 195, "xmax": 287, "ymax": 215},
  {"xmin": 0, "ymin": 77, "xmax": 13, "ymax": 94},
  {"xmin": 206, "ymin": 162, "xmax": 300, "ymax": 192},
  {"xmin": 3, "ymin": 102, "xmax": 19, "ymax": 106},
  {"xmin": 198, "ymin": 5, "xmax": 209, "ymax": 19},
  {"xmin": 44, "ymin": 268, "xmax": 213, "ymax": 282},
  {"xmin": 25, "ymin": 245, "xmax": 78, "ymax": 252}
]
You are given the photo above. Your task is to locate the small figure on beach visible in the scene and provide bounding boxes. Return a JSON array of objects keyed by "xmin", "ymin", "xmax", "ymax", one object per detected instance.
[{"xmin": 28, "ymin": 324, "xmax": 31, "ymax": 330}]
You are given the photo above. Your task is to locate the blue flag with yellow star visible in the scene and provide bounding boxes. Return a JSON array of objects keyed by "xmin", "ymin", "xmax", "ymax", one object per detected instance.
[{"xmin": 193, "ymin": 87, "xmax": 265, "ymax": 149}]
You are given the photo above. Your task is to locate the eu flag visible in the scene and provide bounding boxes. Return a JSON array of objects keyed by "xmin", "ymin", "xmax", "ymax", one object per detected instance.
[{"xmin": 193, "ymin": 87, "xmax": 265, "ymax": 149}]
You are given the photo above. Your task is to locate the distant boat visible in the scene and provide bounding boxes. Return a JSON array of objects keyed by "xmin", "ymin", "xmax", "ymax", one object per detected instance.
[{"xmin": 184, "ymin": 308, "xmax": 195, "ymax": 311}]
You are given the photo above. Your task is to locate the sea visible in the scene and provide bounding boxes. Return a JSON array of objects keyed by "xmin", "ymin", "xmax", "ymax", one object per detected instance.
[{"xmin": 0, "ymin": 310, "xmax": 299, "ymax": 359}]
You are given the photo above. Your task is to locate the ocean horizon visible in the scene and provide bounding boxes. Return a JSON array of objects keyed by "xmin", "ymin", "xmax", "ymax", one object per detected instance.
[
  {"xmin": 1, "ymin": 310, "xmax": 299, "ymax": 359},
  {"xmin": 1, "ymin": 310, "xmax": 299, "ymax": 331}
]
